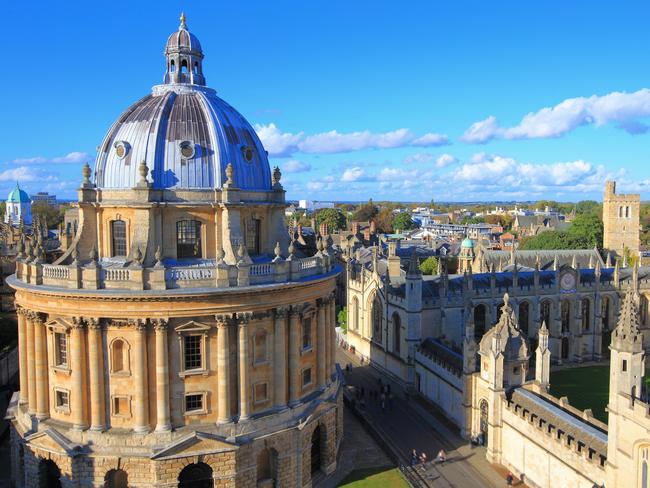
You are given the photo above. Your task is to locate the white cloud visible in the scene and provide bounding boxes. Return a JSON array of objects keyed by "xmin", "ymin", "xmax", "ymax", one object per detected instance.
[
  {"xmin": 0, "ymin": 166, "xmax": 60, "ymax": 183},
  {"xmin": 404, "ymin": 153, "xmax": 433, "ymax": 164},
  {"xmin": 253, "ymin": 123, "xmax": 303, "ymax": 157},
  {"xmin": 460, "ymin": 88, "xmax": 650, "ymax": 144},
  {"xmin": 11, "ymin": 151, "xmax": 90, "ymax": 165},
  {"xmin": 255, "ymin": 124, "xmax": 448, "ymax": 156},
  {"xmin": 435, "ymin": 153, "xmax": 458, "ymax": 168},
  {"xmin": 282, "ymin": 159, "xmax": 311, "ymax": 173},
  {"xmin": 341, "ymin": 167, "xmax": 369, "ymax": 182}
]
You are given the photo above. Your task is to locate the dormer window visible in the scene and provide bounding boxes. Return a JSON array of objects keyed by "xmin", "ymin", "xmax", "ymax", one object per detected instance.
[
  {"xmin": 114, "ymin": 141, "xmax": 130, "ymax": 160},
  {"xmin": 242, "ymin": 146, "xmax": 254, "ymax": 163},
  {"xmin": 179, "ymin": 140, "xmax": 195, "ymax": 159}
]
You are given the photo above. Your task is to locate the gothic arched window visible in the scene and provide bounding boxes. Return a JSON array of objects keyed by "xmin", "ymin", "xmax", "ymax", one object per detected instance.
[
  {"xmin": 371, "ymin": 294, "xmax": 382, "ymax": 342},
  {"xmin": 602, "ymin": 296, "xmax": 610, "ymax": 330},
  {"xmin": 474, "ymin": 304, "xmax": 487, "ymax": 341},
  {"xmin": 561, "ymin": 300, "xmax": 571, "ymax": 333},
  {"xmin": 540, "ymin": 300, "xmax": 551, "ymax": 329},
  {"xmin": 581, "ymin": 298, "xmax": 591, "ymax": 330},
  {"xmin": 392, "ymin": 313, "xmax": 401, "ymax": 354},
  {"xmin": 640, "ymin": 446, "xmax": 650, "ymax": 488},
  {"xmin": 518, "ymin": 301, "xmax": 530, "ymax": 336}
]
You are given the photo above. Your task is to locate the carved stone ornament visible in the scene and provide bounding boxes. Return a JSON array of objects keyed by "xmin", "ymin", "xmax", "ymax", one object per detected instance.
[{"xmin": 152, "ymin": 318, "xmax": 169, "ymax": 330}]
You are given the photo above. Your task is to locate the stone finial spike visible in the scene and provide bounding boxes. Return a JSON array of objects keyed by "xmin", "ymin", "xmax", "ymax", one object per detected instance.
[
  {"xmin": 138, "ymin": 160, "xmax": 149, "ymax": 186},
  {"xmin": 273, "ymin": 241, "xmax": 282, "ymax": 262},
  {"xmin": 571, "ymin": 253, "xmax": 577, "ymax": 269},
  {"xmin": 272, "ymin": 166, "xmax": 282, "ymax": 188},
  {"xmin": 225, "ymin": 163, "xmax": 234, "ymax": 186},
  {"xmin": 539, "ymin": 320, "xmax": 548, "ymax": 334},
  {"xmin": 71, "ymin": 242, "xmax": 79, "ymax": 264},
  {"xmin": 606, "ymin": 252, "xmax": 612, "ymax": 268},
  {"xmin": 237, "ymin": 241, "xmax": 246, "ymax": 260},
  {"xmin": 503, "ymin": 292, "xmax": 510, "ymax": 308},
  {"xmin": 510, "ymin": 245, "xmax": 515, "ymax": 265},
  {"xmin": 588, "ymin": 254, "xmax": 594, "ymax": 269},
  {"xmin": 623, "ymin": 253, "xmax": 628, "ymax": 268},
  {"xmin": 89, "ymin": 244, "xmax": 98, "ymax": 263},
  {"xmin": 553, "ymin": 254, "xmax": 559, "ymax": 271},
  {"xmin": 154, "ymin": 245, "xmax": 163, "ymax": 267},
  {"xmin": 633, "ymin": 260, "xmax": 639, "ymax": 291},
  {"xmin": 216, "ymin": 247, "xmax": 225, "ymax": 264},
  {"xmin": 82, "ymin": 162, "xmax": 92, "ymax": 186},
  {"xmin": 595, "ymin": 258, "xmax": 601, "ymax": 276},
  {"xmin": 133, "ymin": 246, "xmax": 143, "ymax": 265}
]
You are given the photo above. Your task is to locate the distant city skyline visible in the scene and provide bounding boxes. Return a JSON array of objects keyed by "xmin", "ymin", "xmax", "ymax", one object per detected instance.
[{"xmin": 3, "ymin": 1, "xmax": 650, "ymax": 202}]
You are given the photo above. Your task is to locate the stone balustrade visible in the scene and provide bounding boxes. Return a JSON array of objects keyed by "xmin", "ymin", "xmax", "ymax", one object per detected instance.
[{"xmin": 16, "ymin": 253, "xmax": 334, "ymax": 291}]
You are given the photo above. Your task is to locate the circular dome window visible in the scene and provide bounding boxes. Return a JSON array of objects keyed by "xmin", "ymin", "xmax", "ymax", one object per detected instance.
[
  {"xmin": 179, "ymin": 140, "xmax": 195, "ymax": 159},
  {"xmin": 242, "ymin": 146, "xmax": 254, "ymax": 163},
  {"xmin": 114, "ymin": 141, "xmax": 130, "ymax": 159}
]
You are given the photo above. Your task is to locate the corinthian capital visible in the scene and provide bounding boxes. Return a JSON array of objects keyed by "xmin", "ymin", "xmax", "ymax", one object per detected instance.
[{"xmin": 151, "ymin": 318, "xmax": 169, "ymax": 331}]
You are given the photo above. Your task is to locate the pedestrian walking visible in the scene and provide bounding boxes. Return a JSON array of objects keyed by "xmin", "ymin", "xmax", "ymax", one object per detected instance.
[
  {"xmin": 436, "ymin": 449, "xmax": 446, "ymax": 464},
  {"xmin": 410, "ymin": 449, "xmax": 418, "ymax": 466},
  {"xmin": 505, "ymin": 472, "xmax": 514, "ymax": 486},
  {"xmin": 419, "ymin": 452, "xmax": 427, "ymax": 471}
]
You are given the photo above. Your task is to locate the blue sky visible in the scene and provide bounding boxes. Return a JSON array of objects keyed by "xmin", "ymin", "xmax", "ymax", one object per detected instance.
[{"xmin": 3, "ymin": 1, "xmax": 650, "ymax": 202}]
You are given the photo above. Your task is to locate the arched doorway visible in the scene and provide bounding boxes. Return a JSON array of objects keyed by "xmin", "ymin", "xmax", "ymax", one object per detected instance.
[
  {"xmin": 104, "ymin": 469, "xmax": 128, "ymax": 488},
  {"xmin": 311, "ymin": 426, "xmax": 322, "ymax": 475},
  {"xmin": 178, "ymin": 462, "xmax": 213, "ymax": 488},
  {"xmin": 257, "ymin": 448, "xmax": 278, "ymax": 486},
  {"xmin": 518, "ymin": 302, "xmax": 530, "ymax": 336},
  {"xmin": 39, "ymin": 459, "xmax": 62, "ymax": 488},
  {"xmin": 561, "ymin": 337, "xmax": 569, "ymax": 360},
  {"xmin": 479, "ymin": 399, "xmax": 489, "ymax": 445},
  {"xmin": 474, "ymin": 304, "xmax": 487, "ymax": 341}
]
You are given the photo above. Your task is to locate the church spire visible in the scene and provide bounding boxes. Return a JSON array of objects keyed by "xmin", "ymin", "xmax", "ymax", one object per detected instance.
[{"xmin": 611, "ymin": 288, "xmax": 643, "ymax": 353}]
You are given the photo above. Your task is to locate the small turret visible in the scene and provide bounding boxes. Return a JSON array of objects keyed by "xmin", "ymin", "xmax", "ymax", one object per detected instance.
[{"xmin": 535, "ymin": 321, "xmax": 551, "ymax": 390}]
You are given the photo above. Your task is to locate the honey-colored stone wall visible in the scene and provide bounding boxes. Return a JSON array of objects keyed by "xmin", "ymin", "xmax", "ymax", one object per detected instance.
[{"xmin": 603, "ymin": 180, "xmax": 640, "ymax": 257}]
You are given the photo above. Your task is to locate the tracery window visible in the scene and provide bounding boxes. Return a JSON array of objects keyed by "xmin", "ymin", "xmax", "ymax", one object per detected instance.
[
  {"xmin": 540, "ymin": 300, "xmax": 551, "ymax": 329},
  {"xmin": 176, "ymin": 220, "xmax": 202, "ymax": 258},
  {"xmin": 581, "ymin": 298, "xmax": 591, "ymax": 330},
  {"xmin": 641, "ymin": 446, "xmax": 650, "ymax": 488},
  {"xmin": 561, "ymin": 300, "xmax": 571, "ymax": 333},
  {"xmin": 371, "ymin": 294, "xmax": 383, "ymax": 342}
]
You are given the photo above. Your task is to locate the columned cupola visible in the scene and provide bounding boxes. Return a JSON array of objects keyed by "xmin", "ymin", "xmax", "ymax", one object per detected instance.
[{"xmin": 163, "ymin": 13, "xmax": 205, "ymax": 86}]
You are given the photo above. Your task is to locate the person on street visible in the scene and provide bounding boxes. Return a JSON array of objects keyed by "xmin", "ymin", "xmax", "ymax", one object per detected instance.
[
  {"xmin": 420, "ymin": 452, "xmax": 428, "ymax": 471},
  {"xmin": 411, "ymin": 449, "xmax": 418, "ymax": 467},
  {"xmin": 436, "ymin": 449, "xmax": 446, "ymax": 464},
  {"xmin": 506, "ymin": 472, "xmax": 514, "ymax": 486}
]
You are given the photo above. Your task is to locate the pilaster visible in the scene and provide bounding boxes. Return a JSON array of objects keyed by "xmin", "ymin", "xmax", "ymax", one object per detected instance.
[
  {"xmin": 132, "ymin": 319, "xmax": 149, "ymax": 433},
  {"xmin": 87, "ymin": 318, "xmax": 105, "ymax": 431},
  {"xmin": 70, "ymin": 318, "xmax": 88, "ymax": 430},
  {"xmin": 273, "ymin": 308, "xmax": 288, "ymax": 410},
  {"xmin": 153, "ymin": 319, "xmax": 172, "ymax": 432}
]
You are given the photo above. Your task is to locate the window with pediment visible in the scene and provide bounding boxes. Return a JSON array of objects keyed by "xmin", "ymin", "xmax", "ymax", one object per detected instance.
[{"xmin": 175, "ymin": 321, "xmax": 211, "ymax": 376}]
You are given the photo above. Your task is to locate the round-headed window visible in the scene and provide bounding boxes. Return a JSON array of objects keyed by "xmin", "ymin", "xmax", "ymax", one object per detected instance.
[
  {"xmin": 114, "ymin": 141, "xmax": 130, "ymax": 159},
  {"xmin": 180, "ymin": 140, "xmax": 195, "ymax": 159}
]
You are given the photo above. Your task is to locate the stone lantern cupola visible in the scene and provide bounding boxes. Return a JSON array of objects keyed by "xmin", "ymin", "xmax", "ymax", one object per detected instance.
[{"xmin": 163, "ymin": 13, "xmax": 205, "ymax": 86}]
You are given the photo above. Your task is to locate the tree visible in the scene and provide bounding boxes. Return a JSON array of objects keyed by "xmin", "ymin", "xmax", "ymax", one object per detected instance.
[
  {"xmin": 374, "ymin": 208, "xmax": 394, "ymax": 233},
  {"xmin": 575, "ymin": 200, "xmax": 601, "ymax": 216},
  {"xmin": 419, "ymin": 256, "xmax": 438, "ymax": 275},
  {"xmin": 337, "ymin": 307, "xmax": 347, "ymax": 334},
  {"xmin": 315, "ymin": 208, "xmax": 346, "ymax": 232},
  {"xmin": 31, "ymin": 202, "xmax": 67, "ymax": 229},
  {"xmin": 519, "ymin": 213, "xmax": 604, "ymax": 250},
  {"xmin": 352, "ymin": 199, "xmax": 378, "ymax": 222},
  {"xmin": 392, "ymin": 212, "xmax": 418, "ymax": 232}
]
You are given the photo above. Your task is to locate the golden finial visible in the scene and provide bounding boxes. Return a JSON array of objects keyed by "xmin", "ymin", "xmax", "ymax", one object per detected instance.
[{"xmin": 180, "ymin": 11, "xmax": 187, "ymax": 29}]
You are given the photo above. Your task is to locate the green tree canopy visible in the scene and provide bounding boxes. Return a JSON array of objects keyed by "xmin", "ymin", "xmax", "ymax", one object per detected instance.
[
  {"xmin": 315, "ymin": 208, "xmax": 347, "ymax": 232},
  {"xmin": 31, "ymin": 202, "xmax": 67, "ymax": 229},
  {"xmin": 352, "ymin": 199, "xmax": 378, "ymax": 222},
  {"xmin": 419, "ymin": 256, "xmax": 438, "ymax": 275},
  {"xmin": 337, "ymin": 307, "xmax": 347, "ymax": 334},
  {"xmin": 392, "ymin": 212, "xmax": 418, "ymax": 232},
  {"xmin": 519, "ymin": 213, "xmax": 603, "ymax": 250}
]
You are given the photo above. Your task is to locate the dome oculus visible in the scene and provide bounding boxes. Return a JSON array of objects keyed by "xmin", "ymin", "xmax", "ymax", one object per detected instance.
[
  {"xmin": 114, "ymin": 141, "xmax": 130, "ymax": 160},
  {"xmin": 179, "ymin": 140, "xmax": 195, "ymax": 159},
  {"xmin": 242, "ymin": 146, "xmax": 255, "ymax": 163}
]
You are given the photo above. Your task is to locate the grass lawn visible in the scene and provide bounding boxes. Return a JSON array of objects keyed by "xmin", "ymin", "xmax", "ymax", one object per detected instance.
[
  {"xmin": 549, "ymin": 365, "xmax": 610, "ymax": 423},
  {"xmin": 338, "ymin": 467, "xmax": 409, "ymax": 488}
]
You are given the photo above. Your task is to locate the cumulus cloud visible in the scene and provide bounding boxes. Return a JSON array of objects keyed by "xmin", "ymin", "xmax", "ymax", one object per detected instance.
[
  {"xmin": 255, "ymin": 124, "xmax": 448, "ymax": 157},
  {"xmin": 435, "ymin": 153, "xmax": 458, "ymax": 168},
  {"xmin": 11, "ymin": 151, "xmax": 90, "ymax": 165},
  {"xmin": 341, "ymin": 167, "xmax": 370, "ymax": 182},
  {"xmin": 460, "ymin": 88, "xmax": 650, "ymax": 144},
  {"xmin": 404, "ymin": 153, "xmax": 433, "ymax": 164},
  {"xmin": 282, "ymin": 159, "xmax": 311, "ymax": 173},
  {"xmin": 0, "ymin": 166, "xmax": 59, "ymax": 182},
  {"xmin": 253, "ymin": 123, "xmax": 303, "ymax": 157}
]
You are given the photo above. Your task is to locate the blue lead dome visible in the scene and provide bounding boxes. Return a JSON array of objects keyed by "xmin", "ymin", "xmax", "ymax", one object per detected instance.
[{"xmin": 94, "ymin": 15, "xmax": 271, "ymax": 191}]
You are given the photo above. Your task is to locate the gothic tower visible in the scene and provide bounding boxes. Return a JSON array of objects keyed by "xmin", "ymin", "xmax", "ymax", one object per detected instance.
[{"xmin": 603, "ymin": 180, "xmax": 640, "ymax": 258}]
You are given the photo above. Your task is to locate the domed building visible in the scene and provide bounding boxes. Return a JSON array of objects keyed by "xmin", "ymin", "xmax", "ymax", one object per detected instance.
[
  {"xmin": 5, "ymin": 182, "xmax": 32, "ymax": 225},
  {"xmin": 7, "ymin": 14, "xmax": 342, "ymax": 488}
]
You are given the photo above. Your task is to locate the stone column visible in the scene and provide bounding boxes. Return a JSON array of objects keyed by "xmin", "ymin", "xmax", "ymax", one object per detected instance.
[
  {"xmin": 317, "ymin": 302, "xmax": 326, "ymax": 389},
  {"xmin": 330, "ymin": 297, "xmax": 337, "ymax": 380},
  {"xmin": 133, "ymin": 320, "xmax": 149, "ymax": 433},
  {"xmin": 238, "ymin": 313, "xmax": 251, "ymax": 421},
  {"xmin": 324, "ymin": 300, "xmax": 331, "ymax": 385},
  {"xmin": 216, "ymin": 316, "xmax": 231, "ymax": 424},
  {"xmin": 71, "ymin": 319, "xmax": 87, "ymax": 430},
  {"xmin": 273, "ymin": 308, "xmax": 288, "ymax": 410},
  {"xmin": 87, "ymin": 318, "xmax": 105, "ymax": 431},
  {"xmin": 33, "ymin": 314, "xmax": 49, "ymax": 420},
  {"xmin": 154, "ymin": 319, "xmax": 171, "ymax": 432},
  {"xmin": 288, "ymin": 308, "xmax": 301, "ymax": 406},
  {"xmin": 17, "ymin": 308, "xmax": 28, "ymax": 405},
  {"xmin": 26, "ymin": 312, "xmax": 37, "ymax": 414}
]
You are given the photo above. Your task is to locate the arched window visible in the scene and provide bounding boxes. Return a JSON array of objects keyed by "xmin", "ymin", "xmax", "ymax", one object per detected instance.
[
  {"xmin": 170, "ymin": 59, "xmax": 176, "ymax": 72},
  {"xmin": 105, "ymin": 469, "xmax": 128, "ymax": 488},
  {"xmin": 257, "ymin": 448, "xmax": 278, "ymax": 484},
  {"xmin": 111, "ymin": 339, "xmax": 129, "ymax": 374},
  {"xmin": 602, "ymin": 296, "xmax": 610, "ymax": 330},
  {"xmin": 581, "ymin": 298, "xmax": 591, "ymax": 330},
  {"xmin": 193, "ymin": 61, "xmax": 199, "ymax": 74},
  {"xmin": 371, "ymin": 294, "xmax": 382, "ymax": 342},
  {"xmin": 479, "ymin": 399, "xmax": 489, "ymax": 443},
  {"xmin": 561, "ymin": 300, "xmax": 571, "ymax": 333},
  {"xmin": 181, "ymin": 59, "xmax": 188, "ymax": 74},
  {"xmin": 178, "ymin": 462, "xmax": 213, "ymax": 488},
  {"xmin": 302, "ymin": 316, "xmax": 312, "ymax": 350},
  {"xmin": 111, "ymin": 220, "xmax": 127, "ymax": 257},
  {"xmin": 392, "ymin": 313, "xmax": 401, "ymax": 354},
  {"xmin": 518, "ymin": 302, "xmax": 530, "ymax": 336},
  {"xmin": 540, "ymin": 300, "xmax": 551, "ymax": 329},
  {"xmin": 352, "ymin": 297, "xmax": 359, "ymax": 331},
  {"xmin": 254, "ymin": 330, "xmax": 267, "ymax": 364},
  {"xmin": 39, "ymin": 459, "xmax": 62, "ymax": 488},
  {"xmin": 176, "ymin": 220, "xmax": 202, "ymax": 258},
  {"xmin": 640, "ymin": 446, "xmax": 650, "ymax": 488},
  {"xmin": 641, "ymin": 295, "xmax": 649, "ymax": 326},
  {"xmin": 474, "ymin": 304, "xmax": 487, "ymax": 341}
]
